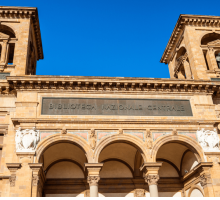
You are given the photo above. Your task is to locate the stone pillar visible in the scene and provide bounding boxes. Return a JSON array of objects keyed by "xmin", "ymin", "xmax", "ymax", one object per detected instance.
[
  {"xmin": 140, "ymin": 162, "xmax": 162, "ymax": 197},
  {"xmin": 183, "ymin": 60, "xmax": 192, "ymax": 79},
  {"xmin": 206, "ymin": 47, "xmax": 219, "ymax": 71},
  {"xmin": 85, "ymin": 163, "xmax": 103, "ymax": 197},
  {"xmin": 6, "ymin": 163, "xmax": 21, "ymax": 187},
  {"xmin": 1, "ymin": 40, "xmax": 8, "ymax": 63},
  {"xmin": 29, "ymin": 163, "xmax": 45, "ymax": 197}
]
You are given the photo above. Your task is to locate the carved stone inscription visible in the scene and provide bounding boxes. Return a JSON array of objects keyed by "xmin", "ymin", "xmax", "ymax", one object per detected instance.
[{"xmin": 41, "ymin": 98, "xmax": 193, "ymax": 116}]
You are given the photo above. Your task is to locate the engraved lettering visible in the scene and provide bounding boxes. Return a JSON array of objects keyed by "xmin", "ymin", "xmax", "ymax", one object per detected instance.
[
  {"xmin": 58, "ymin": 104, "xmax": 62, "ymax": 109},
  {"xmin": 49, "ymin": 104, "xmax": 54, "ymax": 109}
]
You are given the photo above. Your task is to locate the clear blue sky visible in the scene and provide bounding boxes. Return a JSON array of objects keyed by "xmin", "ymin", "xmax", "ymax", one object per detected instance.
[{"xmin": 2, "ymin": 0, "xmax": 220, "ymax": 78}]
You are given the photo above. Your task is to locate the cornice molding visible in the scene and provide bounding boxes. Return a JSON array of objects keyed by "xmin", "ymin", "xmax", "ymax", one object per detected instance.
[
  {"xmin": 161, "ymin": 14, "xmax": 220, "ymax": 64},
  {"xmin": 5, "ymin": 76, "xmax": 220, "ymax": 95},
  {"xmin": 0, "ymin": 6, "xmax": 43, "ymax": 60}
]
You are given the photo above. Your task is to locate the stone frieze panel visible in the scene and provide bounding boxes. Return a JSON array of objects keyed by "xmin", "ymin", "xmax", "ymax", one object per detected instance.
[
  {"xmin": 68, "ymin": 130, "xmax": 89, "ymax": 141},
  {"xmin": 40, "ymin": 131, "xmax": 60, "ymax": 140},
  {"xmin": 96, "ymin": 131, "xmax": 117, "ymax": 141},
  {"xmin": 124, "ymin": 130, "xmax": 145, "ymax": 141}
]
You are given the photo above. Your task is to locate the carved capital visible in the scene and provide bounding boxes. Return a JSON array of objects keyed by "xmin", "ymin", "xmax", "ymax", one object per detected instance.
[
  {"xmin": 6, "ymin": 163, "xmax": 21, "ymax": 187},
  {"xmin": 144, "ymin": 174, "xmax": 159, "ymax": 185},
  {"xmin": 200, "ymin": 173, "xmax": 212, "ymax": 188},
  {"xmin": 87, "ymin": 176, "xmax": 100, "ymax": 186},
  {"xmin": 9, "ymin": 174, "xmax": 16, "ymax": 187},
  {"xmin": 134, "ymin": 189, "xmax": 145, "ymax": 197}
]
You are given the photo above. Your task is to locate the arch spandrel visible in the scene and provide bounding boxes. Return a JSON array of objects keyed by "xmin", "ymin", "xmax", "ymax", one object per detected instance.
[
  {"xmin": 151, "ymin": 134, "xmax": 205, "ymax": 163},
  {"xmin": 35, "ymin": 133, "xmax": 92, "ymax": 163},
  {"xmin": 93, "ymin": 134, "xmax": 148, "ymax": 163}
]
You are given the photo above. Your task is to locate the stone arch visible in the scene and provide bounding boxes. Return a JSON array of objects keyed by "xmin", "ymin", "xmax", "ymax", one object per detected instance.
[
  {"xmin": 188, "ymin": 185, "xmax": 204, "ymax": 197},
  {"xmin": 151, "ymin": 135, "xmax": 205, "ymax": 162},
  {"xmin": 93, "ymin": 134, "xmax": 148, "ymax": 163},
  {"xmin": 35, "ymin": 133, "xmax": 92, "ymax": 163},
  {"xmin": 201, "ymin": 32, "xmax": 220, "ymax": 45},
  {"xmin": 0, "ymin": 24, "xmax": 16, "ymax": 38}
]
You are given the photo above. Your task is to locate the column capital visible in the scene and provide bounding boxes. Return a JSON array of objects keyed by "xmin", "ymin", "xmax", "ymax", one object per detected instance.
[
  {"xmin": 87, "ymin": 176, "xmax": 100, "ymax": 186},
  {"xmin": 200, "ymin": 173, "xmax": 212, "ymax": 188},
  {"xmin": 6, "ymin": 163, "xmax": 21, "ymax": 187},
  {"xmin": 144, "ymin": 174, "xmax": 160, "ymax": 185}
]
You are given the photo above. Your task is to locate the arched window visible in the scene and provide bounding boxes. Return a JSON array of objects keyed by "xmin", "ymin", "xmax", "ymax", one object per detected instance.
[
  {"xmin": 0, "ymin": 25, "xmax": 16, "ymax": 67},
  {"xmin": 201, "ymin": 33, "xmax": 220, "ymax": 71},
  {"xmin": 174, "ymin": 47, "xmax": 192, "ymax": 79}
]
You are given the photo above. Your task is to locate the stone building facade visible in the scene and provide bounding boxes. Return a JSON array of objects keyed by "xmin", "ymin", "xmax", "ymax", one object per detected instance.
[{"xmin": 0, "ymin": 6, "xmax": 220, "ymax": 197}]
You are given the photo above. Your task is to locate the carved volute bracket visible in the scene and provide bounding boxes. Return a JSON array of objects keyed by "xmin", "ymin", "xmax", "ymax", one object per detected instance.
[
  {"xmin": 6, "ymin": 163, "xmax": 21, "ymax": 187},
  {"xmin": 118, "ymin": 129, "xmax": 123, "ymax": 134},
  {"xmin": 61, "ymin": 127, "xmax": 67, "ymax": 134},
  {"xmin": 172, "ymin": 128, "xmax": 178, "ymax": 135}
]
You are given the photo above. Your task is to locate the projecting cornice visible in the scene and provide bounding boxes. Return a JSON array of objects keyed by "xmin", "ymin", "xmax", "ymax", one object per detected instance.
[
  {"xmin": 160, "ymin": 14, "xmax": 220, "ymax": 64},
  {"xmin": 3, "ymin": 75, "xmax": 220, "ymax": 95},
  {"xmin": 0, "ymin": 6, "xmax": 43, "ymax": 60}
]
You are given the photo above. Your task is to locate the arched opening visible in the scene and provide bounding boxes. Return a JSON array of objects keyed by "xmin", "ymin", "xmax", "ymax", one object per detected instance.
[
  {"xmin": 156, "ymin": 141, "xmax": 202, "ymax": 197},
  {"xmin": 201, "ymin": 33, "xmax": 220, "ymax": 45},
  {"xmin": 201, "ymin": 33, "xmax": 220, "ymax": 70},
  {"xmin": 175, "ymin": 47, "xmax": 191, "ymax": 79},
  {"xmin": 0, "ymin": 25, "xmax": 16, "ymax": 66},
  {"xmin": 0, "ymin": 25, "xmax": 16, "ymax": 38},
  {"xmin": 39, "ymin": 141, "xmax": 88, "ymax": 197},
  {"xmin": 98, "ymin": 141, "xmax": 146, "ymax": 197}
]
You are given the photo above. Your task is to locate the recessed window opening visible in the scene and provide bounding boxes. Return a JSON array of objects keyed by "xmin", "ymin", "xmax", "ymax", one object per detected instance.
[{"xmin": 7, "ymin": 43, "xmax": 15, "ymax": 65}]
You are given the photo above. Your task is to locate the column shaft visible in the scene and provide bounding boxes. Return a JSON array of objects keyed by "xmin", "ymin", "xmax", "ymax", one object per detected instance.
[
  {"xmin": 90, "ymin": 185, "xmax": 98, "ymax": 197},
  {"xmin": 149, "ymin": 184, "xmax": 159, "ymax": 197},
  {"xmin": 1, "ymin": 40, "xmax": 8, "ymax": 63}
]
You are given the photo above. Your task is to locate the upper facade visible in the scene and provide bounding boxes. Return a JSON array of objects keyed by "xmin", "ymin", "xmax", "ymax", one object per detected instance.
[
  {"xmin": 0, "ymin": 6, "xmax": 43, "ymax": 76},
  {"xmin": 161, "ymin": 14, "xmax": 220, "ymax": 81}
]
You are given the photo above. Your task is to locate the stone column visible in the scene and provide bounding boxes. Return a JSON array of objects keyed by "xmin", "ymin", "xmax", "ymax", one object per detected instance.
[
  {"xmin": 183, "ymin": 60, "xmax": 192, "ymax": 79},
  {"xmin": 1, "ymin": 40, "xmax": 8, "ymax": 63},
  {"xmin": 140, "ymin": 162, "xmax": 162, "ymax": 197},
  {"xmin": 206, "ymin": 47, "xmax": 218, "ymax": 70},
  {"xmin": 29, "ymin": 163, "xmax": 45, "ymax": 197},
  {"xmin": 85, "ymin": 163, "xmax": 103, "ymax": 197},
  {"xmin": 6, "ymin": 163, "xmax": 21, "ymax": 187}
]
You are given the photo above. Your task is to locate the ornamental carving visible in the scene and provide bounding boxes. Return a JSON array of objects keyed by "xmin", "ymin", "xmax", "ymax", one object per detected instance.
[
  {"xmin": 197, "ymin": 129, "xmax": 220, "ymax": 152},
  {"xmin": 200, "ymin": 173, "xmax": 212, "ymax": 188},
  {"xmin": 15, "ymin": 127, "xmax": 40, "ymax": 152},
  {"xmin": 89, "ymin": 129, "xmax": 96, "ymax": 150},
  {"xmin": 87, "ymin": 176, "xmax": 100, "ymax": 186},
  {"xmin": 9, "ymin": 175, "xmax": 16, "ymax": 187},
  {"xmin": 144, "ymin": 174, "xmax": 159, "ymax": 185},
  {"xmin": 145, "ymin": 130, "xmax": 153, "ymax": 149},
  {"xmin": 134, "ymin": 189, "xmax": 145, "ymax": 197},
  {"xmin": 61, "ymin": 127, "xmax": 67, "ymax": 134},
  {"xmin": 32, "ymin": 175, "xmax": 39, "ymax": 186}
]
